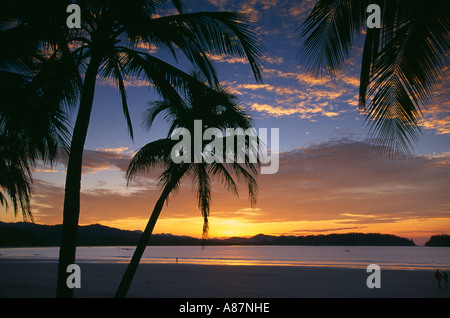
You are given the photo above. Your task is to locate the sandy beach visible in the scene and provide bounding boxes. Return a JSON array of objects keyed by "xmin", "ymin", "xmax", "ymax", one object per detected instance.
[{"xmin": 0, "ymin": 261, "xmax": 449, "ymax": 298}]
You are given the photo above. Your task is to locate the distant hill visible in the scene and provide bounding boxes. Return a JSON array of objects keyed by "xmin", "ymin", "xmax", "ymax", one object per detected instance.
[
  {"xmin": 217, "ymin": 232, "xmax": 416, "ymax": 246},
  {"xmin": 0, "ymin": 222, "xmax": 200, "ymax": 247},
  {"xmin": 425, "ymin": 235, "xmax": 450, "ymax": 247},
  {"xmin": 0, "ymin": 221, "xmax": 416, "ymax": 247}
]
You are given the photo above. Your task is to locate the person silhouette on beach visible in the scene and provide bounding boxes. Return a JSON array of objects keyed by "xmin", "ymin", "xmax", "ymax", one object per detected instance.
[
  {"xmin": 443, "ymin": 272, "xmax": 448, "ymax": 288},
  {"xmin": 434, "ymin": 270, "xmax": 442, "ymax": 288}
]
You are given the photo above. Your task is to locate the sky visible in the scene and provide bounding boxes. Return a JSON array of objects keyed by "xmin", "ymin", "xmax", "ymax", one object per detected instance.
[{"xmin": 1, "ymin": 0, "xmax": 449, "ymax": 245}]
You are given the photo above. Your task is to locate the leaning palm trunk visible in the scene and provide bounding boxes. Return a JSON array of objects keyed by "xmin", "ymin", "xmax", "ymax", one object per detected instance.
[
  {"xmin": 114, "ymin": 165, "xmax": 188, "ymax": 298},
  {"xmin": 113, "ymin": 77, "xmax": 260, "ymax": 298},
  {"xmin": 56, "ymin": 56, "xmax": 102, "ymax": 298}
]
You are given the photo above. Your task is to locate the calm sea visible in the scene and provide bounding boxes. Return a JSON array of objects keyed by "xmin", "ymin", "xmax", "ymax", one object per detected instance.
[{"xmin": 0, "ymin": 245, "xmax": 449, "ymax": 270}]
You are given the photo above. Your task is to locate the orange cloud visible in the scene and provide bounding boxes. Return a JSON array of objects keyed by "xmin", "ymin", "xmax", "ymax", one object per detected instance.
[
  {"xmin": 251, "ymin": 101, "xmax": 341, "ymax": 119},
  {"xmin": 136, "ymin": 42, "xmax": 158, "ymax": 54},
  {"xmin": 95, "ymin": 147, "xmax": 133, "ymax": 155},
  {"xmin": 263, "ymin": 67, "xmax": 331, "ymax": 86},
  {"xmin": 251, "ymin": 103, "xmax": 300, "ymax": 117},
  {"xmin": 420, "ymin": 77, "xmax": 450, "ymax": 134},
  {"xmin": 263, "ymin": 67, "xmax": 360, "ymax": 89},
  {"xmin": 206, "ymin": 53, "xmax": 249, "ymax": 65},
  {"xmin": 18, "ymin": 139, "xmax": 449, "ymax": 244},
  {"xmin": 35, "ymin": 168, "xmax": 59, "ymax": 173},
  {"xmin": 97, "ymin": 76, "xmax": 152, "ymax": 88},
  {"xmin": 263, "ymin": 55, "xmax": 284, "ymax": 65},
  {"xmin": 286, "ymin": 0, "xmax": 316, "ymax": 19},
  {"xmin": 421, "ymin": 113, "xmax": 450, "ymax": 134}
]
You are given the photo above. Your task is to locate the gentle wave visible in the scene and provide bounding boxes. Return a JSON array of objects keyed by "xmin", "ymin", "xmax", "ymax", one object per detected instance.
[{"xmin": 1, "ymin": 245, "xmax": 449, "ymax": 270}]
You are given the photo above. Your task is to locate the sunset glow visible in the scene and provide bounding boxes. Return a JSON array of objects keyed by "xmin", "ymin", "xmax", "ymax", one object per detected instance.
[{"xmin": 1, "ymin": 0, "xmax": 449, "ymax": 247}]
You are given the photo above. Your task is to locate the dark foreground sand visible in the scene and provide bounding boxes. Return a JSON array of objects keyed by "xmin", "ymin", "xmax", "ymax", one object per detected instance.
[{"xmin": 0, "ymin": 262, "xmax": 449, "ymax": 298}]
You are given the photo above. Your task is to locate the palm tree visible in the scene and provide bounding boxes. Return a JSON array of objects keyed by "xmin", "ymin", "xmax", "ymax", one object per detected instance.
[
  {"xmin": 1, "ymin": 9, "xmax": 79, "ymax": 221},
  {"xmin": 114, "ymin": 76, "xmax": 260, "ymax": 298},
  {"xmin": 61, "ymin": 0, "xmax": 262, "ymax": 298},
  {"xmin": 298, "ymin": 0, "xmax": 450, "ymax": 156},
  {"xmin": 4, "ymin": 0, "xmax": 263, "ymax": 298},
  {"xmin": 58, "ymin": 1, "xmax": 263, "ymax": 299},
  {"xmin": 0, "ymin": 133, "xmax": 34, "ymax": 221}
]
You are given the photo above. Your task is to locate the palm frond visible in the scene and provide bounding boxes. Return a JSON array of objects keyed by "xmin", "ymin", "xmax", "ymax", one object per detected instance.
[
  {"xmin": 209, "ymin": 161, "xmax": 239, "ymax": 198},
  {"xmin": 0, "ymin": 134, "xmax": 34, "ymax": 222},
  {"xmin": 359, "ymin": 26, "xmax": 380, "ymax": 109},
  {"xmin": 115, "ymin": 67, "xmax": 134, "ymax": 140},
  {"xmin": 299, "ymin": 0, "xmax": 450, "ymax": 156},
  {"xmin": 362, "ymin": 0, "xmax": 450, "ymax": 156},
  {"xmin": 144, "ymin": 11, "xmax": 264, "ymax": 84},
  {"xmin": 226, "ymin": 158, "xmax": 259, "ymax": 208},
  {"xmin": 157, "ymin": 162, "xmax": 190, "ymax": 198},
  {"xmin": 103, "ymin": 51, "xmax": 135, "ymax": 140},
  {"xmin": 298, "ymin": 0, "xmax": 369, "ymax": 77},
  {"xmin": 120, "ymin": 48, "xmax": 190, "ymax": 107},
  {"xmin": 126, "ymin": 138, "xmax": 178, "ymax": 183},
  {"xmin": 142, "ymin": 99, "xmax": 189, "ymax": 132},
  {"xmin": 128, "ymin": 72, "xmax": 260, "ymax": 243},
  {"xmin": 192, "ymin": 163, "xmax": 211, "ymax": 240}
]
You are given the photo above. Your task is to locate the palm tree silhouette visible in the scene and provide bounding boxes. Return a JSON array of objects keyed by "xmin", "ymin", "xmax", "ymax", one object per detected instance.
[
  {"xmin": 298, "ymin": 0, "xmax": 449, "ymax": 156},
  {"xmin": 1, "ymin": 9, "xmax": 79, "ymax": 221},
  {"xmin": 57, "ymin": 1, "xmax": 263, "ymax": 298},
  {"xmin": 114, "ymin": 75, "xmax": 259, "ymax": 297},
  {"xmin": 0, "ymin": 69, "xmax": 71, "ymax": 221},
  {"xmin": 3, "ymin": 1, "xmax": 263, "ymax": 298}
]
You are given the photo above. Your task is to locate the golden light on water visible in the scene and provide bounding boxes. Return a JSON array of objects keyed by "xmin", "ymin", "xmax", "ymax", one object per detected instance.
[{"xmin": 96, "ymin": 213, "xmax": 450, "ymax": 246}]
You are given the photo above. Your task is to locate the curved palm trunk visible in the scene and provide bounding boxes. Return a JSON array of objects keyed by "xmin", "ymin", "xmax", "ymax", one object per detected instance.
[
  {"xmin": 56, "ymin": 56, "xmax": 102, "ymax": 298},
  {"xmin": 115, "ymin": 166, "xmax": 188, "ymax": 298}
]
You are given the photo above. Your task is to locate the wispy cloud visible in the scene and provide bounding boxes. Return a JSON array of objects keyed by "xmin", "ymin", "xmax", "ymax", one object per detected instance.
[
  {"xmin": 206, "ymin": 53, "xmax": 284, "ymax": 66},
  {"xmin": 207, "ymin": 53, "xmax": 249, "ymax": 65},
  {"xmin": 35, "ymin": 168, "xmax": 59, "ymax": 173},
  {"xmin": 263, "ymin": 67, "xmax": 360, "ymax": 88},
  {"xmin": 95, "ymin": 146, "xmax": 133, "ymax": 155},
  {"xmin": 207, "ymin": 0, "xmax": 315, "ymax": 22},
  {"xmin": 286, "ymin": 0, "xmax": 316, "ymax": 19},
  {"xmin": 263, "ymin": 55, "xmax": 284, "ymax": 65},
  {"xmin": 29, "ymin": 139, "xmax": 450, "ymax": 242},
  {"xmin": 420, "ymin": 76, "xmax": 450, "ymax": 134},
  {"xmin": 289, "ymin": 227, "xmax": 364, "ymax": 234},
  {"xmin": 226, "ymin": 74, "xmax": 350, "ymax": 120},
  {"xmin": 251, "ymin": 102, "xmax": 340, "ymax": 119},
  {"xmin": 81, "ymin": 148, "xmax": 132, "ymax": 175},
  {"xmin": 54, "ymin": 147, "xmax": 133, "ymax": 176},
  {"xmin": 135, "ymin": 42, "xmax": 158, "ymax": 54},
  {"xmin": 97, "ymin": 76, "xmax": 152, "ymax": 88}
]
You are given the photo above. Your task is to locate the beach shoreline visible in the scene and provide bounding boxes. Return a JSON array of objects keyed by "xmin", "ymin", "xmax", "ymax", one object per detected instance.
[{"xmin": 0, "ymin": 261, "xmax": 449, "ymax": 298}]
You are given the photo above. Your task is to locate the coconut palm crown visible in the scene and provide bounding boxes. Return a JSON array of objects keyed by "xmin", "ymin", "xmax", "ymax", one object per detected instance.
[
  {"xmin": 115, "ymin": 76, "xmax": 260, "ymax": 297},
  {"xmin": 298, "ymin": 0, "xmax": 449, "ymax": 156}
]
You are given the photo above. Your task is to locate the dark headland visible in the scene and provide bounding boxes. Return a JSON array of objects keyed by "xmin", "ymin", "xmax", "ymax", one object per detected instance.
[{"xmin": 425, "ymin": 234, "xmax": 450, "ymax": 247}]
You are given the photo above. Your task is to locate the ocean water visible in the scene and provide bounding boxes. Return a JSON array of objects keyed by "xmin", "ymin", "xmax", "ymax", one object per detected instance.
[
  {"xmin": 0, "ymin": 245, "xmax": 449, "ymax": 270},
  {"xmin": 0, "ymin": 246, "xmax": 450, "ymax": 270}
]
